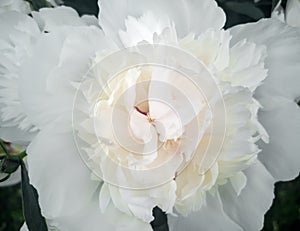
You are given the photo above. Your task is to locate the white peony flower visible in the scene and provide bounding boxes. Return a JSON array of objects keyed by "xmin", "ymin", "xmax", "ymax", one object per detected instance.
[{"xmin": 0, "ymin": 1, "xmax": 299, "ymax": 231}]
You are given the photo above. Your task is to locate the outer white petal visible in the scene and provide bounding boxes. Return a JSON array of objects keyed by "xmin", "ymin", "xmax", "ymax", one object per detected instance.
[
  {"xmin": 219, "ymin": 161, "xmax": 275, "ymax": 231},
  {"xmin": 20, "ymin": 223, "xmax": 28, "ymax": 231},
  {"xmin": 31, "ymin": 6, "xmax": 87, "ymax": 32},
  {"xmin": 27, "ymin": 118, "xmax": 100, "ymax": 219},
  {"xmin": 98, "ymin": 0, "xmax": 225, "ymax": 45},
  {"xmin": 0, "ymin": 11, "xmax": 40, "ymax": 142},
  {"xmin": 169, "ymin": 192, "xmax": 243, "ymax": 231},
  {"xmin": 21, "ymin": 199, "xmax": 150, "ymax": 231},
  {"xmin": 271, "ymin": 0, "xmax": 285, "ymax": 22},
  {"xmin": 257, "ymin": 101, "xmax": 300, "ymax": 181},
  {"xmin": 0, "ymin": 167, "xmax": 21, "ymax": 187},
  {"xmin": 19, "ymin": 25, "xmax": 116, "ymax": 129},
  {"xmin": 0, "ymin": 0, "xmax": 31, "ymax": 14},
  {"xmin": 106, "ymin": 181, "xmax": 176, "ymax": 223},
  {"xmin": 170, "ymin": 161, "xmax": 274, "ymax": 231},
  {"xmin": 230, "ymin": 19, "xmax": 300, "ymax": 181},
  {"xmin": 50, "ymin": 193, "xmax": 152, "ymax": 231},
  {"xmin": 0, "ymin": 126, "xmax": 36, "ymax": 145},
  {"xmin": 286, "ymin": 0, "xmax": 300, "ymax": 27}
]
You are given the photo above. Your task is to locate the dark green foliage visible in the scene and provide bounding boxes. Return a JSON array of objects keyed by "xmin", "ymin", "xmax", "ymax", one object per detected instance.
[
  {"xmin": 0, "ymin": 185, "xmax": 24, "ymax": 231},
  {"xmin": 24, "ymin": 0, "xmax": 52, "ymax": 11},
  {"xmin": 151, "ymin": 207, "xmax": 169, "ymax": 231},
  {"xmin": 216, "ymin": 0, "xmax": 270, "ymax": 28},
  {"xmin": 21, "ymin": 162, "xmax": 48, "ymax": 231},
  {"xmin": 61, "ymin": 0, "xmax": 99, "ymax": 16},
  {"xmin": 263, "ymin": 175, "xmax": 300, "ymax": 231}
]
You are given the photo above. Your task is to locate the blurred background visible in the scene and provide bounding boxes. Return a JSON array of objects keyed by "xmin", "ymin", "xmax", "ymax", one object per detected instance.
[{"xmin": 0, "ymin": 0, "xmax": 299, "ymax": 230}]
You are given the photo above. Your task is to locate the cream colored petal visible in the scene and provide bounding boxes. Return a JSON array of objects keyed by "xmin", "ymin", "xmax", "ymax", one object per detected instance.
[
  {"xmin": 180, "ymin": 29, "xmax": 231, "ymax": 72},
  {"xmin": 129, "ymin": 109, "xmax": 153, "ymax": 142},
  {"xmin": 119, "ymin": 11, "xmax": 173, "ymax": 47},
  {"xmin": 218, "ymin": 39, "xmax": 267, "ymax": 92}
]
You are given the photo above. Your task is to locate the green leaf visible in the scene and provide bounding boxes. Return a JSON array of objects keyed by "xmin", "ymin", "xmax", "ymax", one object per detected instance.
[
  {"xmin": 24, "ymin": 0, "xmax": 52, "ymax": 11},
  {"xmin": 62, "ymin": 0, "xmax": 98, "ymax": 16},
  {"xmin": 21, "ymin": 161, "xmax": 48, "ymax": 231},
  {"xmin": 150, "ymin": 207, "xmax": 169, "ymax": 231},
  {"xmin": 225, "ymin": 1, "xmax": 265, "ymax": 20}
]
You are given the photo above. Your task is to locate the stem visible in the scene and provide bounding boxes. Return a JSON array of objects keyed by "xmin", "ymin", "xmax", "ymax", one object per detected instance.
[{"xmin": 10, "ymin": 151, "xmax": 27, "ymax": 161}]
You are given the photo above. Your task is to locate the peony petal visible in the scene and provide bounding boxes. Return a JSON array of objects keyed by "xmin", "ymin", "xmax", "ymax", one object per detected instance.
[
  {"xmin": 219, "ymin": 161, "xmax": 275, "ymax": 231},
  {"xmin": 149, "ymin": 66, "xmax": 204, "ymax": 127},
  {"xmin": 229, "ymin": 171, "xmax": 247, "ymax": 196},
  {"xmin": 107, "ymin": 181, "xmax": 176, "ymax": 223},
  {"xmin": 20, "ymin": 223, "xmax": 28, "ymax": 231},
  {"xmin": 218, "ymin": 38, "xmax": 267, "ymax": 92},
  {"xmin": 286, "ymin": 0, "xmax": 300, "ymax": 27},
  {"xmin": 19, "ymin": 25, "xmax": 116, "ymax": 129},
  {"xmin": 0, "ymin": 11, "xmax": 40, "ymax": 134},
  {"xmin": 22, "ymin": 194, "xmax": 151, "ymax": 231},
  {"xmin": 49, "ymin": 191, "xmax": 152, "ymax": 231},
  {"xmin": 27, "ymin": 117, "xmax": 100, "ymax": 219},
  {"xmin": 119, "ymin": 11, "xmax": 173, "ymax": 47},
  {"xmin": 129, "ymin": 109, "xmax": 153, "ymax": 143},
  {"xmin": 271, "ymin": 0, "xmax": 285, "ymax": 22},
  {"xmin": 230, "ymin": 19, "xmax": 300, "ymax": 100},
  {"xmin": 180, "ymin": 29, "xmax": 231, "ymax": 72},
  {"xmin": 0, "ymin": 0, "xmax": 31, "ymax": 14},
  {"xmin": 98, "ymin": 0, "xmax": 225, "ymax": 45},
  {"xmin": 169, "ymin": 192, "xmax": 243, "ymax": 231},
  {"xmin": 230, "ymin": 19, "xmax": 300, "ymax": 181},
  {"xmin": 49, "ymin": 197, "xmax": 113, "ymax": 231},
  {"xmin": 0, "ymin": 126, "xmax": 36, "ymax": 145},
  {"xmin": 32, "ymin": 6, "xmax": 86, "ymax": 32},
  {"xmin": 257, "ymin": 101, "xmax": 300, "ymax": 181}
]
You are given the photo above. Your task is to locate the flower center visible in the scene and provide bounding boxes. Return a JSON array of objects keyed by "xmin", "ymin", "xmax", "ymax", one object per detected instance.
[{"xmin": 134, "ymin": 105, "xmax": 155, "ymax": 123}]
